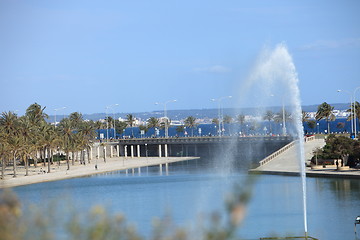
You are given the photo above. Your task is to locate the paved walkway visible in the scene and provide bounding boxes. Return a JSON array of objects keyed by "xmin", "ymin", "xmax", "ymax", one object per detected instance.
[
  {"xmin": 0, "ymin": 156, "xmax": 199, "ymax": 189},
  {"xmin": 252, "ymin": 138, "xmax": 360, "ymax": 178}
]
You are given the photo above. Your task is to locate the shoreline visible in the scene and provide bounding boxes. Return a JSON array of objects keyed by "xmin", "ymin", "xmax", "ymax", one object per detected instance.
[
  {"xmin": 249, "ymin": 167, "xmax": 360, "ymax": 179},
  {"xmin": 0, "ymin": 156, "xmax": 199, "ymax": 189}
]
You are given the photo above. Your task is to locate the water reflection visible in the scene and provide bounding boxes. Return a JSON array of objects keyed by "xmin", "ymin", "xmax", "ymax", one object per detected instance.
[{"xmin": 314, "ymin": 178, "xmax": 360, "ymax": 201}]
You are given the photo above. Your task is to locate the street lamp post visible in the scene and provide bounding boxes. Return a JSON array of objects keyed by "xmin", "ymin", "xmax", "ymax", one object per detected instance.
[
  {"xmin": 105, "ymin": 104, "xmax": 119, "ymax": 141},
  {"xmin": 111, "ymin": 104, "xmax": 119, "ymax": 139},
  {"xmin": 317, "ymin": 122, "xmax": 319, "ymax": 134},
  {"xmin": 353, "ymin": 87, "xmax": 360, "ymax": 138},
  {"xmin": 282, "ymin": 99, "xmax": 286, "ymax": 135},
  {"xmin": 337, "ymin": 90, "xmax": 354, "ymax": 136},
  {"xmin": 155, "ymin": 100, "xmax": 177, "ymax": 138},
  {"xmin": 211, "ymin": 96, "xmax": 232, "ymax": 137}
]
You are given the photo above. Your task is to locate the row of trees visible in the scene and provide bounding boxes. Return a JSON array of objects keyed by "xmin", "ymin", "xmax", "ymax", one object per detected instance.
[
  {"xmin": 313, "ymin": 101, "xmax": 359, "ymax": 134},
  {"xmin": 260, "ymin": 102, "xmax": 360, "ymax": 135},
  {"xmin": 0, "ymin": 103, "xmax": 102, "ymax": 179}
]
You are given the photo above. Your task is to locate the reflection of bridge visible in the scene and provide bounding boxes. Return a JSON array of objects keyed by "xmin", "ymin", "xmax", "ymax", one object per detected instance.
[{"xmin": 93, "ymin": 136, "xmax": 293, "ymax": 167}]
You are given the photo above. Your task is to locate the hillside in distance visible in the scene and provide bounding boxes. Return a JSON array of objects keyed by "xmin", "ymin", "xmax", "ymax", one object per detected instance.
[{"xmin": 47, "ymin": 103, "xmax": 350, "ymax": 122}]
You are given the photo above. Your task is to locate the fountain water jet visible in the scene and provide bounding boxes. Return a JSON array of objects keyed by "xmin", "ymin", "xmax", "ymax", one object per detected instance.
[{"xmin": 235, "ymin": 43, "xmax": 308, "ymax": 236}]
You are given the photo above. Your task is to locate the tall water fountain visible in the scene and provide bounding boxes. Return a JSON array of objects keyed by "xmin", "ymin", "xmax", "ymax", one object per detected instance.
[{"xmin": 233, "ymin": 43, "xmax": 308, "ymax": 236}]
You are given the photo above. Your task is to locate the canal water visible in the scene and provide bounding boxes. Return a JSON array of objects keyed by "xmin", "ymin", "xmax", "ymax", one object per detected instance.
[{"xmin": 12, "ymin": 159, "xmax": 360, "ymax": 240}]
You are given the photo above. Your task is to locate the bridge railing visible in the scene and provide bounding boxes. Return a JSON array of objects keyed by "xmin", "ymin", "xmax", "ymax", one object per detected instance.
[{"xmin": 259, "ymin": 141, "xmax": 296, "ymax": 166}]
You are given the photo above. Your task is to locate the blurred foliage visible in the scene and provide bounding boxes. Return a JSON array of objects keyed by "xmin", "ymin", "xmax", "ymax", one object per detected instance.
[{"xmin": 0, "ymin": 175, "xmax": 258, "ymax": 240}]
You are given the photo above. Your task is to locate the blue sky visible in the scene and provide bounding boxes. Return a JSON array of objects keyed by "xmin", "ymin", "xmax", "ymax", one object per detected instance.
[{"xmin": 1, "ymin": 0, "xmax": 359, "ymax": 115}]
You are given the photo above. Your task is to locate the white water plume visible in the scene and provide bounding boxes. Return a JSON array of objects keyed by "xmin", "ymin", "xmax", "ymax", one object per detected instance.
[{"xmin": 235, "ymin": 43, "xmax": 308, "ymax": 234}]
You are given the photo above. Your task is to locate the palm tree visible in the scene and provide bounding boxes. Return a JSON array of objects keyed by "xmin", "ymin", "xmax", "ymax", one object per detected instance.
[
  {"xmin": 94, "ymin": 120, "xmax": 106, "ymax": 140},
  {"xmin": 184, "ymin": 116, "xmax": 197, "ymax": 137},
  {"xmin": 274, "ymin": 110, "xmax": 292, "ymax": 134},
  {"xmin": 236, "ymin": 114, "xmax": 246, "ymax": 134},
  {"xmin": 347, "ymin": 101, "xmax": 360, "ymax": 131},
  {"xmin": 263, "ymin": 111, "xmax": 274, "ymax": 134},
  {"xmin": 59, "ymin": 118, "xmax": 73, "ymax": 170},
  {"xmin": 18, "ymin": 116, "xmax": 37, "ymax": 176},
  {"xmin": 114, "ymin": 120, "xmax": 127, "ymax": 136},
  {"xmin": 307, "ymin": 120, "xmax": 317, "ymax": 133},
  {"xmin": 212, "ymin": 118, "xmax": 219, "ymax": 125},
  {"xmin": 223, "ymin": 115, "xmax": 233, "ymax": 124},
  {"xmin": 222, "ymin": 115, "xmax": 233, "ymax": 135},
  {"xmin": 26, "ymin": 103, "xmax": 48, "ymax": 125},
  {"xmin": 315, "ymin": 102, "xmax": 335, "ymax": 134},
  {"xmin": 176, "ymin": 125, "xmax": 185, "ymax": 135},
  {"xmin": 302, "ymin": 111, "xmax": 310, "ymax": 123},
  {"xmin": 79, "ymin": 122, "xmax": 96, "ymax": 163},
  {"xmin": 0, "ymin": 111, "xmax": 20, "ymax": 177},
  {"xmin": 69, "ymin": 112, "xmax": 84, "ymax": 129},
  {"xmin": 126, "ymin": 114, "xmax": 136, "ymax": 137},
  {"xmin": 0, "ymin": 128, "xmax": 9, "ymax": 179},
  {"xmin": 147, "ymin": 117, "xmax": 160, "ymax": 133}
]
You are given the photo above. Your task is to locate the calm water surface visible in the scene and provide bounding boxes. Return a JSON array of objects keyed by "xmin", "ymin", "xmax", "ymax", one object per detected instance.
[{"xmin": 13, "ymin": 160, "xmax": 360, "ymax": 240}]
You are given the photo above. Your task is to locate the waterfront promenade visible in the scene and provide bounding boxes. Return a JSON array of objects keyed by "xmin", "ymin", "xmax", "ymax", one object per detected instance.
[
  {"xmin": 0, "ymin": 156, "xmax": 199, "ymax": 189},
  {"xmin": 251, "ymin": 138, "xmax": 360, "ymax": 178}
]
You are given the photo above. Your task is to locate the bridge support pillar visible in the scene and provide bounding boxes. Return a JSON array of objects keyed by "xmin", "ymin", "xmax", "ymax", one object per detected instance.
[
  {"xmin": 158, "ymin": 144, "xmax": 162, "ymax": 157},
  {"xmin": 159, "ymin": 164, "xmax": 163, "ymax": 174},
  {"xmin": 116, "ymin": 145, "xmax": 120, "ymax": 157},
  {"xmin": 131, "ymin": 145, "xmax": 134, "ymax": 158},
  {"xmin": 110, "ymin": 145, "xmax": 113, "ymax": 158},
  {"xmin": 137, "ymin": 145, "xmax": 141, "ymax": 157},
  {"xmin": 164, "ymin": 144, "xmax": 168, "ymax": 157},
  {"xmin": 97, "ymin": 146, "xmax": 100, "ymax": 159},
  {"xmin": 124, "ymin": 145, "xmax": 128, "ymax": 158}
]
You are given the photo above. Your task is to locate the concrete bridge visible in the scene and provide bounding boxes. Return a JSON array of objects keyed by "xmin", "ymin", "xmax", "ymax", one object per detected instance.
[{"xmin": 90, "ymin": 136, "xmax": 293, "ymax": 168}]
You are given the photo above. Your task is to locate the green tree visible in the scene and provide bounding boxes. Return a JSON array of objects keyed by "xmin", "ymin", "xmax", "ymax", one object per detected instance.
[
  {"xmin": 212, "ymin": 118, "xmax": 219, "ymax": 125},
  {"xmin": 79, "ymin": 122, "xmax": 96, "ymax": 163},
  {"xmin": 115, "ymin": 120, "xmax": 127, "ymax": 136},
  {"xmin": 176, "ymin": 125, "xmax": 185, "ymax": 135},
  {"xmin": 138, "ymin": 125, "xmax": 148, "ymax": 137},
  {"xmin": 223, "ymin": 115, "xmax": 233, "ymax": 124},
  {"xmin": 184, "ymin": 116, "xmax": 197, "ymax": 137},
  {"xmin": 236, "ymin": 114, "xmax": 246, "ymax": 134},
  {"xmin": 0, "ymin": 128, "xmax": 9, "ymax": 179},
  {"xmin": 302, "ymin": 111, "xmax": 310, "ymax": 123},
  {"xmin": 0, "ymin": 111, "xmax": 20, "ymax": 177},
  {"xmin": 126, "ymin": 114, "xmax": 136, "ymax": 137},
  {"xmin": 147, "ymin": 117, "xmax": 160, "ymax": 129},
  {"xmin": 26, "ymin": 103, "xmax": 48, "ymax": 125},
  {"xmin": 307, "ymin": 120, "xmax": 317, "ymax": 132},
  {"xmin": 59, "ymin": 118, "xmax": 73, "ymax": 170},
  {"xmin": 263, "ymin": 111, "xmax": 274, "ymax": 134},
  {"xmin": 321, "ymin": 134, "xmax": 354, "ymax": 166},
  {"xmin": 315, "ymin": 102, "xmax": 335, "ymax": 134},
  {"xmin": 347, "ymin": 101, "xmax": 360, "ymax": 127},
  {"xmin": 69, "ymin": 112, "xmax": 84, "ymax": 129},
  {"xmin": 17, "ymin": 116, "xmax": 37, "ymax": 176}
]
